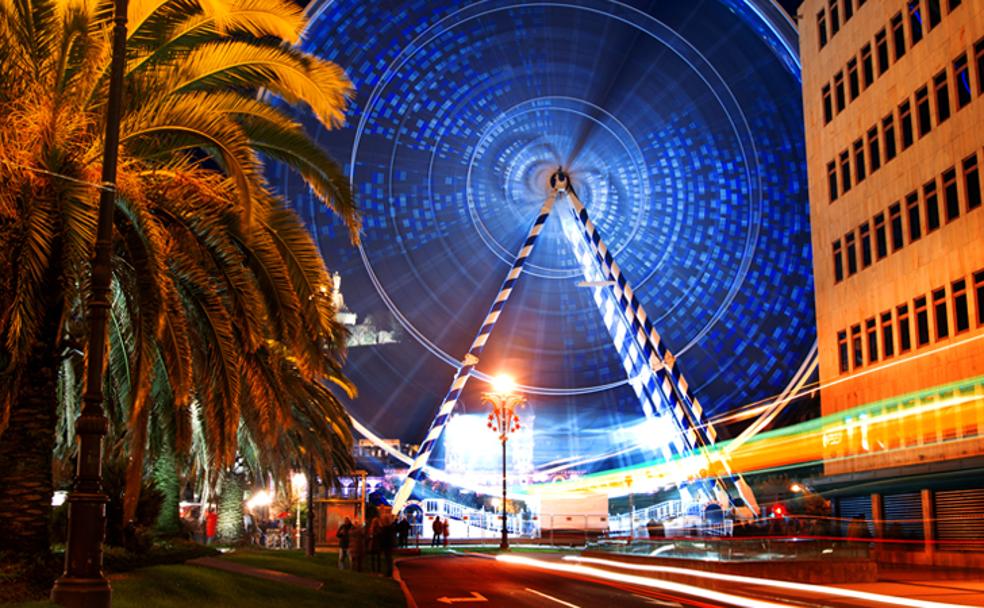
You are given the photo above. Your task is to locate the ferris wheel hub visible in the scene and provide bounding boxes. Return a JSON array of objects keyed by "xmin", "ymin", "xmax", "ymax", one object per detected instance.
[{"xmin": 549, "ymin": 168, "xmax": 569, "ymax": 192}]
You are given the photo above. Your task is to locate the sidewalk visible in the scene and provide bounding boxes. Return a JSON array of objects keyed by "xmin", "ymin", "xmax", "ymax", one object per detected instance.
[{"xmin": 835, "ymin": 570, "xmax": 984, "ymax": 607}]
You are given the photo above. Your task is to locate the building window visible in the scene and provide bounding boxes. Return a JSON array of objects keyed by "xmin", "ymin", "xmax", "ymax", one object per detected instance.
[
  {"xmin": 898, "ymin": 304, "xmax": 912, "ymax": 352},
  {"xmin": 908, "ymin": 1, "xmax": 924, "ymax": 45},
  {"xmin": 883, "ymin": 114, "xmax": 897, "ymax": 161},
  {"xmin": 838, "ymin": 330, "xmax": 849, "ymax": 373},
  {"xmin": 934, "ymin": 70, "xmax": 950, "ymax": 124},
  {"xmin": 867, "ymin": 126, "xmax": 881, "ymax": 172},
  {"xmin": 915, "ymin": 295, "xmax": 930, "ymax": 346},
  {"xmin": 845, "ymin": 231, "xmax": 858, "ymax": 275},
  {"xmin": 833, "ymin": 240, "xmax": 844, "ymax": 282},
  {"xmin": 859, "ymin": 222, "xmax": 872, "ymax": 268},
  {"xmin": 881, "ymin": 311, "xmax": 895, "ymax": 358},
  {"xmin": 942, "ymin": 167, "xmax": 959, "ymax": 222},
  {"xmin": 834, "ymin": 71, "xmax": 846, "ymax": 112},
  {"xmin": 828, "ymin": 161, "xmax": 839, "ymax": 202},
  {"xmin": 874, "ymin": 212, "xmax": 888, "ymax": 259},
  {"xmin": 889, "ymin": 202, "xmax": 904, "ymax": 251},
  {"xmin": 817, "ymin": 10, "xmax": 828, "ymax": 48},
  {"xmin": 927, "ymin": 0, "xmax": 942, "ymax": 27},
  {"xmin": 954, "ymin": 54, "xmax": 972, "ymax": 109},
  {"xmin": 851, "ymin": 324, "xmax": 863, "ymax": 368},
  {"xmin": 830, "ymin": 0, "xmax": 841, "ymax": 36},
  {"xmin": 899, "ymin": 100, "xmax": 914, "ymax": 149},
  {"xmin": 964, "ymin": 153, "xmax": 981, "ymax": 210},
  {"xmin": 847, "ymin": 58, "xmax": 860, "ymax": 100},
  {"xmin": 976, "ymin": 39, "xmax": 984, "ymax": 96},
  {"xmin": 933, "ymin": 287, "xmax": 949, "ymax": 339},
  {"xmin": 915, "ymin": 86, "xmax": 931, "ymax": 137},
  {"xmin": 866, "ymin": 318, "xmax": 878, "ymax": 363},
  {"xmin": 853, "ymin": 139, "xmax": 866, "ymax": 183},
  {"xmin": 843, "ymin": 0, "xmax": 853, "ymax": 21},
  {"xmin": 891, "ymin": 13, "xmax": 906, "ymax": 61},
  {"xmin": 861, "ymin": 44, "xmax": 874, "ymax": 88},
  {"xmin": 876, "ymin": 29, "xmax": 890, "ymax": 75},
  {"xmin": 924, "ymin": 179, "xmax": 940, "ymax": 232},
  {"xmin": 906, "ymin": 191, "xmax": 922, "ymax": 242},
  {"xmin": 822, "ymin": 85, "xmax": 833, "ymax": 124},
  {"xmin": 975, "ymin": 270, "xmax": 984, "ymax": 326},
  {"xmin": 840, "ymin": 151, "xmax": 852, "ymax": 194},
  {"xmin": 952, "ymin": 279, "xmax": 969, "ymax": 334},
  {"xmin": 948, "ymin": 0, "xmax": 960, "ymax": 10}
]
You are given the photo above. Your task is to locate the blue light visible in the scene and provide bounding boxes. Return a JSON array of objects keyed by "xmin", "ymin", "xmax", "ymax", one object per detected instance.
[{"xmin": 271, "ymin": 0, "xmax": 814, "ymax": 470}]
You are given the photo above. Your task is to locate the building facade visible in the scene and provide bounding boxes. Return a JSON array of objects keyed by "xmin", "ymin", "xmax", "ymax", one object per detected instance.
[{"xmin": 800, "ymin": 0, "xmax": 984, "ymax": 476}]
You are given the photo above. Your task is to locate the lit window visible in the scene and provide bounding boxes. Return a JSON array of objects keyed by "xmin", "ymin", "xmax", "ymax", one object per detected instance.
[
  {"xmin": 891, "ymin": 13, "xmax": 906, "ymax": 61},
  {"xmin": 833, "ymin": 240, "xmax": 844, "ymax": 282},
  {"xmin": 867, "ymin": 126, "xmax": 881, "ymax": 172},
  {"xmin": 915, "ymin": 295, "xmax": 930, "ymax": 346},
  {"xmin": 853, "ymin": 139, "xmax": 866, "ymax": 183},
  {"xmin": 874, "ymin": 212, "xmax": 887, "ymax": 259},
  {"xmin": 899, "ymin": 100, "xmax": 914, "ymax": 149},
  {"xmin": 952, "ymin": 279, "xmax": 969, "ymax": 334},
  {"xmin": 828, "ymin": 161, "xmax": 839, "ymax": 202},
  {"xmin": 881, "ymin": 311, "xmax": 895, "ymax": 358},
  {"xmin": 861, "ymin": 44, "xmax": 874, "ymax": 88},
  {"xmin": 924, "ymin": 179, "xmax": 940, "ymax": 232},
  {"xmin": 817, "ymin": 10, "xmax": 828, "ymax": 48},
  {"xmin": 906, "ymin": 191, "xmax": 921, "ymax": 242},
  {"xmin": 933, "ymin": 287, "xmax": 948, "ymax": 339},
  {"xmin": 822, "ymin": 85, "xmax": 833, "ymax": 123},
  {"xmin": 908, "ymin": 2, "xmax": 923, "ymax": 44},
  {"xmin": 851, "ymin": 324, "xmax": 863, "ymax": 368},
  {"xmin": 837, "ymin": 330, "xmax": 849, "ymax": 373},
  {"xmin": 942, "ymin": 167, "xmax": 959, "ymax": 222},
  {"xmin": 848, "ymin": 58, "xmax": 860, "ymax": 100},
  {"xmin": 859, "ymin": 222, "xmax": 872, "ymax": 268},
  {"xmin": 954, "ymin": 54, "xmax": 971, "ymax": 109},
  {"xmin": 915, "ymin": 86, "xmax": 931, "ymax": 137},
  {"xmin": 963, "ymin": 154, "xmax": 981, "ymax": 210},
  {"xmin": 876, "ymin": 30, "xmax": 890, "ymax": 74},
  {"xmin": 841, "ymin": 151, "xmax": 852, "ymax": 193},
  {"xmin": 845, "ymin": 231, "xmax": 858, "ymax": 275},
  {"xmin": 889, "ymin": 202, "xmax": 904, "ymax": 251},
  {"xmin": 866, "ymin": 318, "xmax": 878, "ymax": 363},
  {"xmin": 883, "ymin": 114, "xmax": 897, "ymax": 160},
  {"xmin": 933, "ymin": 70, "xmax": 950, "ymax": 124},
  {"xmin": 897, "ymin": 304, "xmax": 912, "ymax": 352}
]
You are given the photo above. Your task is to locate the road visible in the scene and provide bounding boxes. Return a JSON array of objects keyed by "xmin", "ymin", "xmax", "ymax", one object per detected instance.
[{"xmin": 395, "ymin": 553, "xmax": 751, "ymax": 608}]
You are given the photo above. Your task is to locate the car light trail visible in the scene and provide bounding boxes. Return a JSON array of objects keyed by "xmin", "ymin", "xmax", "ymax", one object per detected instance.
[
  {"xmin": 564, "ymin": 555, "xmax": 969, "ymax": 608},
  {"xmin": 496, "ymin": 555, "xmax": 795, "ymax": 608}
]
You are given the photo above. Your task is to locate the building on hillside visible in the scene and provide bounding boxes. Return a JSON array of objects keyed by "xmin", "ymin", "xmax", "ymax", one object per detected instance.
[{"xmin": 799, "ymin": 0, "xmax": 984, "ymax": 552}]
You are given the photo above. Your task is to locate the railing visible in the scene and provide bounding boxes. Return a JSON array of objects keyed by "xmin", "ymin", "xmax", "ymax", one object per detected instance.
[
  {"xmin": 421, "ymin": 498, "xmax": 526, "ymax": 535},
  {"xmin": 608, "ymin": 499, "xmax": 683, "ymax": 536}
]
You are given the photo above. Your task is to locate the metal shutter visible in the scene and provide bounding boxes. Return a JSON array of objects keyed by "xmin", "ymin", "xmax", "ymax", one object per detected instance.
[
  {"xmin": 837, "ymin": 495, "xmax": 873, "ymax": 536},
  {"xmin": 935, "ymin": 489, "xmax": 984, "ymax": 544},
  {"xmin": 882, "ymin": 492, "xmax": 924, "ymax": 540}
]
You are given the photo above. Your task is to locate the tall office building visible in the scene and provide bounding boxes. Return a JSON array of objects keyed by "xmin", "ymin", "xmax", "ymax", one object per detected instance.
[{"xmin": 800, "ymin": 0, "xmax": 984, "ymax": 482}]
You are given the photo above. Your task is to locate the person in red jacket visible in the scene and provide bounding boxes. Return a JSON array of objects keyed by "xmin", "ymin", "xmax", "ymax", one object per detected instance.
[{"xmin": 205, "ymin": 507, "xmax": 218, "ymax": 545}]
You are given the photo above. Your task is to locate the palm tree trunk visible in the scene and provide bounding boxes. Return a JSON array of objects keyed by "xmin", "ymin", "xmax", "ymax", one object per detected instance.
[
  {"xmin": 217, "ymin": 471, "xmax": 244, "ymax": 542},
  {"xmin": 152, "ymin": 448, "xmax": 181, "ymax": 536},
  {"xmin": 0, "ymin": 316, "xmax": 59, "ymax": 557},
  {"xmin": 122, "ymin": 405, "xmax": 150, "ymax": 524}
]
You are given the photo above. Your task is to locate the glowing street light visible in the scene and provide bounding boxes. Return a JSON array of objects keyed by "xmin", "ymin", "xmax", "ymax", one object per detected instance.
[{"xmin": 482, "ymin": 374, "xmax": 526, "ymax": 550}]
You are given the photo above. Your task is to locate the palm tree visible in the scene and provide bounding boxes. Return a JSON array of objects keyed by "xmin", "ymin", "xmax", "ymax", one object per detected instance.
[{"xmin": 0, "ymin": 0, "xmax": 359, "ymax": 558}]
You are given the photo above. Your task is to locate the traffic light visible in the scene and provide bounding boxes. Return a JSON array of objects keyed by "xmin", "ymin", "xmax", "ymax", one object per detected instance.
[{"xmin": 771, "ymin": 504, "xmax": 786, "ymax": 518}]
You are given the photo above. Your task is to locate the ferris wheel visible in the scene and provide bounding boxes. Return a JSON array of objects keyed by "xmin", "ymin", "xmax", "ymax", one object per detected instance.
[{"xmin": 276, "ymin": 0, "xmax": 818, "ymax": 508}]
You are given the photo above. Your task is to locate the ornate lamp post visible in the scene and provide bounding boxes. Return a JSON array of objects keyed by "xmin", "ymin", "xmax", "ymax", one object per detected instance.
[{"xmin": 482, "ymin": 375, "xmax": 526, "ymax": 551}]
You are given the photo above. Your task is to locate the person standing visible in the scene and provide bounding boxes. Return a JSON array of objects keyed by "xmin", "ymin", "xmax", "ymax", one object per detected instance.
[
  {"xmin": 368, "ymin": 515, "xmax": 382, "ymax": 573},
  {"xmin": 442, "ymin": 517, "xmax": 450, "ymax": 547},
  {"xmin": 350, "ymin": 520, "xmax": 366, "ymax": 572},
  {"xmin": 431, "ymin": 516, "xmax": 443, "ymax": 547},
  {"xmin": 336, "ymin": 517, "xmax": 353, "ymax": 569},
  {"xmin": 380, "ymin": 513, "xmax": 397, "ymax": 577},
  {"xmin": 205, "ymin": 507, "xmax": 218, "ymax": 545},
  {"xmin": 397, "ymin": 515, "xmax": 411, "ymax": 548}
]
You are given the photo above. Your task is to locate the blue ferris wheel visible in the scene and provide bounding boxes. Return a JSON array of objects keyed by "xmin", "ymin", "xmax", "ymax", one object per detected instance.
[{"xmin": 271, "ymin": 0, "xmax": 816, "ymax": 503}]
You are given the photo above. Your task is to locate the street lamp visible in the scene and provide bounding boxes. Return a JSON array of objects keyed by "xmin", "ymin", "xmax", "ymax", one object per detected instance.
[{"xmin": 482, "ymin": 374, "xmax": 526, "ymax": 551}]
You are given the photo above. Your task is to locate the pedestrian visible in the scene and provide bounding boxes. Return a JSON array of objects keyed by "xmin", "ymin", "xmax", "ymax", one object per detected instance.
[
  {"xmin": 397, "ymin": 515, "xmax": 411, "ymax": 548},
  {"xmin": 336, "ymin": 517, "xmax": 353, "ymax": 569},
  {"xmin": 350, "ymin": 519, "xmax": 366, "ymax": 572},
  {"xmin": 646, "ymin": 518, "xmax": 664, "ymax": 539},
  {"xmin": 368, "ymin": 515, "xmax": 382, "ymax": 573},
  {"xmin": 432, "ymin": 516, "xmax": 443, "ymax": 547},
  {"xmin": 205, "ymin": 507, "xmax": 218, "ymax": 545},
  {"xmin": 442, "ymin": 517, "xmax": 450, "ymax": 546},
  {"xmin": 380, "ymin": 513, "xmax": 397, "ymax": 577}
]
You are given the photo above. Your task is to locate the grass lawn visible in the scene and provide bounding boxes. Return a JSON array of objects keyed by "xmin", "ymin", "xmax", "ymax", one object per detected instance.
[{"xmin": 5, "ymin": 549, "xmax": 404, "ymax": 608}]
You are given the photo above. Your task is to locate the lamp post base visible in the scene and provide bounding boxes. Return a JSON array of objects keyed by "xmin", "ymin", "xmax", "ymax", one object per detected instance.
[{"xmin": 51, "ymin": 577, "xmax": 111, "ymax": 608}]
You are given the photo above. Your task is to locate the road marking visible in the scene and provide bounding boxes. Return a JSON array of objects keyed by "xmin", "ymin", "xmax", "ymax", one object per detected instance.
[
  {"xmin": 525, "ymin": 588, "xmax": 582, "ymax": 607},
  {"xmin": 632, "ymin": 594, "xmax": 683, "ymax": 607},
  {"xmin": 437, "ymin": 591, "xmax": 487, "ymax": 604}
]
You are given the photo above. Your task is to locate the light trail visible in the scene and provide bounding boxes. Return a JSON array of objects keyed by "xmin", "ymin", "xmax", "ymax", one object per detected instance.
[
  {"xmin": 563, "ymin": 555, "xmax": 970, "ymax": 608},
  {"xmin": 497, "ymin": 555, "xmax": 795, "ymax": 608}
]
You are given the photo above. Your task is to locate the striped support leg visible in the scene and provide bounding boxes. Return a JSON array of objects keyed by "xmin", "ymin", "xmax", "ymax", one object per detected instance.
[{"xmin": 392, "ymin": 194, "xmax": 557, "ymax": 511}]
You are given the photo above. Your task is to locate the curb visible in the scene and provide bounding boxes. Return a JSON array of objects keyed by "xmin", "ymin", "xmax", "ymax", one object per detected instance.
[{"xmin": 392, "ymin": 562, "xmax": 418, "ymax": 608}]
